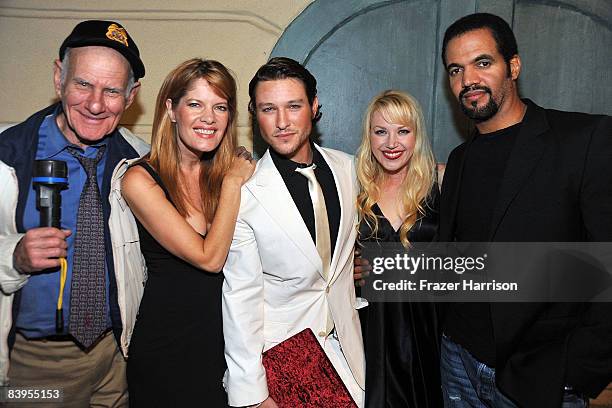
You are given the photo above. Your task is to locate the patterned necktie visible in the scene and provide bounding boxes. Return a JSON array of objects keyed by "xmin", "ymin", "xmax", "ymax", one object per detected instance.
[
  {"xmin": 67, "ymin": 146, "xmax": 107, "ymax": 349},
  {"xmin": 295, "ymin": 164, "xmax": 335, "ymax": 335}
]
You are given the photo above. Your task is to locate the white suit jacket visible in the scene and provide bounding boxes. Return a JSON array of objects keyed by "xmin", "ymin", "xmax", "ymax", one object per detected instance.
[{"xmin": 222, "ymin": 145, "xmax": 365, "ymax": 407}]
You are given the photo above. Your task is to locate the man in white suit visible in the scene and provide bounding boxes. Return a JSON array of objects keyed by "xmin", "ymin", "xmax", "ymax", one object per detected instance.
[{"xmin": 222, "ymin": 57, "xmax": 365, "ymax": 408}]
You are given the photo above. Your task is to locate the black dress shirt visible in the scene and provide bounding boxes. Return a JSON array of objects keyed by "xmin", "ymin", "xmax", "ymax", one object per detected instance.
[{"xmin": 270, "ymin": 145, "xmax": 340, "ymax": 257}]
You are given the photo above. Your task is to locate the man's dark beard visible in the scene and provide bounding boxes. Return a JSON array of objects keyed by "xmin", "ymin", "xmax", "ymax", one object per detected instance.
[{"xmin": 458, "ymin": 85, "xmax": 499, "ymax": 122}]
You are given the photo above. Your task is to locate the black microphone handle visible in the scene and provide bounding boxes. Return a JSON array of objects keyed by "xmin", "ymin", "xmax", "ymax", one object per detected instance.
[{"xmin": 36, "ymin": 184, "xmax": 62, "ymax": 228}]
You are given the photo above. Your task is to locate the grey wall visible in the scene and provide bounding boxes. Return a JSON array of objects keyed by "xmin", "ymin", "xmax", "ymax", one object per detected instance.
[{"xmin": 262, "ymin": 0, "xmax": 611, "ymax": 162}]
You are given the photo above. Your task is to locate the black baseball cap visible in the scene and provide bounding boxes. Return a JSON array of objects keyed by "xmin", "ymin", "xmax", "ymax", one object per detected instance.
[{"xmin": 59, "ymin": 20, "xmax": 145, "ymax": 79}]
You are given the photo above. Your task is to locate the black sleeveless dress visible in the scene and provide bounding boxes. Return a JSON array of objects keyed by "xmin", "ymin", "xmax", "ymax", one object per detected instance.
[
  {"xmin": 359, "ymin": 188, "xmax": 443, "ymax": 408},
  {"xmin": 127, "ymin": 162, "xmax": 228, "ymax": 407}
]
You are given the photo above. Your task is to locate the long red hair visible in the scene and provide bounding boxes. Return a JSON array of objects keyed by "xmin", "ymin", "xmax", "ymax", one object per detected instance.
[{"xmin": 147, "ymin": 59, "xmax": 238, "ymax": 220}]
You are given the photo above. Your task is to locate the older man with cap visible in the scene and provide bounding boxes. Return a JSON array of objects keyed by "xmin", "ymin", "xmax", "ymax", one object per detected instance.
[{"xmin": 0, "ymin": 20, "xmax": 148, "ymax": 407}]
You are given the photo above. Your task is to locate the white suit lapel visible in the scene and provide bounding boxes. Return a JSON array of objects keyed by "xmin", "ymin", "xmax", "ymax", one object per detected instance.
[{"xmin": 247, "ymin": 150, "xmax": 324, "ymax": 277}]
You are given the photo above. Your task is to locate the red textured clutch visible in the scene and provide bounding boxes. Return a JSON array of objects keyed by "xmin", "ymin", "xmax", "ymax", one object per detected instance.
[{"xmin": 262, "ymin": 328, "xmax": 357, "ymax": 408}]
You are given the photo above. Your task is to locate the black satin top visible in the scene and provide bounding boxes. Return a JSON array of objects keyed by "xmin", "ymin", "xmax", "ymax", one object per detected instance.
[{"xmin": 359, "ymin": 188, "xmax": 443, "ymax": 408}]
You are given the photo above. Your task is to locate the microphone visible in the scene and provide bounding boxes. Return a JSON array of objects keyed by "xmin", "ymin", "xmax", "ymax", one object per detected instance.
[
  {"xmin": 33, "ymin": 160, "xmax": 68, "ymax": 333},
  {"xmin": 33, "ymin": 160, "xmax": 68, "ymax": 228}
]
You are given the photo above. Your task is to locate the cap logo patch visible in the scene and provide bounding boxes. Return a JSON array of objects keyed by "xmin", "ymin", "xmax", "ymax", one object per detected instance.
[{"xmin": 106, "ymin": 23, "xmax": 129, "ymax": 47}]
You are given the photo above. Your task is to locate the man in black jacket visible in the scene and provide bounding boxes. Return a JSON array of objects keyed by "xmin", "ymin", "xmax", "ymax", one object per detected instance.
[{"xmin": 438, "ymin": 12, "xmax": 612, "ymax": 408}]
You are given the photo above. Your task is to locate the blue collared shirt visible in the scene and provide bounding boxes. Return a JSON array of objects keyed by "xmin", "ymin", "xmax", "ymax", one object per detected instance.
[{"xmin": 17, "ymin": 111, "xmax": 111, "ymax": 338}]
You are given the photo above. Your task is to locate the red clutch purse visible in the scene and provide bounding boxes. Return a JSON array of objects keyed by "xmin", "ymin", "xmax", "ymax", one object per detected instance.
[{"xmin": 262, "ymin": 328, "xmax": 358, "ymax": 407}]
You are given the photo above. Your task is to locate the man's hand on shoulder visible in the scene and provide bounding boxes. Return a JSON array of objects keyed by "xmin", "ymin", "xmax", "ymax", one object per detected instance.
[{"xmin": 13, "ymin": 227, "xmax": 71, "ymax": 273}]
